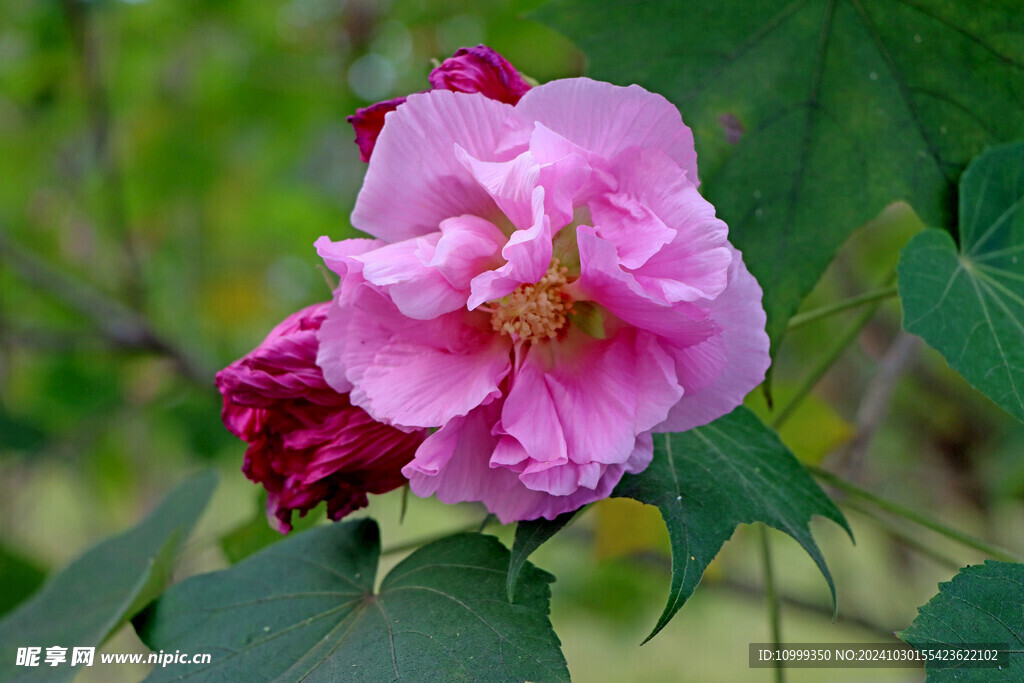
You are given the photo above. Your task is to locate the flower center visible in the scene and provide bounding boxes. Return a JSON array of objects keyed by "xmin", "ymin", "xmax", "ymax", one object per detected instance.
[{"xmin": 490, "ymin": 259, "xmax": 574, "ymax": 343}]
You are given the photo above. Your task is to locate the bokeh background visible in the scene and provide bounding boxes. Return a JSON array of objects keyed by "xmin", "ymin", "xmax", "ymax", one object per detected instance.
[{"xmin": 2, "ymin": 1, "xmax": 1023, "ymax": 681}]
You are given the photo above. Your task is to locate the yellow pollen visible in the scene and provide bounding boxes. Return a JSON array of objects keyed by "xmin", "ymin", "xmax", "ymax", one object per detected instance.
[{"xmin": 490, "ymin": 260, "xmax": 573, "ymax": 342}]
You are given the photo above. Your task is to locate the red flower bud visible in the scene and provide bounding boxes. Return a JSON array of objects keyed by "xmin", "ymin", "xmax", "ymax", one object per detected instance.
[{"xmin": 216, "ymin": 302, "xmax": 424, "ymax": 532}]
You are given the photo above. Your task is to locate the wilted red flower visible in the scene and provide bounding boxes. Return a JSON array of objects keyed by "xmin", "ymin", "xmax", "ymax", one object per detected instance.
[
  {"xmin": 216, "ymin": 302, "xmax": 425, "ymax": 532},
  {"xmin": 428, "ymin": 45, "xmax": 532, "ymax": 104},
  {"xmin": 347, "ymin": 96, "xmax": 407, "ymax": 163},
  {"xmin": 348, "ymin": 45, "xmax": 530, "ymax": 161}
]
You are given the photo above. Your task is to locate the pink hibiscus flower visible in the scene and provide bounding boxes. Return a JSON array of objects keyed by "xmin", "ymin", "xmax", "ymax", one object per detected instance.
[
  {"xmin": 317, "ymin": 77, "xmax": 770, "ymax": 523},
  {"xmin": 216, "ymin": 302, "xmax": 425, "ymax": 532}
]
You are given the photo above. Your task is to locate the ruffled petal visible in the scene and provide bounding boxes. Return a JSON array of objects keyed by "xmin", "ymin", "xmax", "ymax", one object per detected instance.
[
  {"xmin": 615, "ymin": 148, "xmax": 732, "ymax": 302},
  {"xmin": 314, "ymin": 237, "xmax": 383, "ymax": 305},
  {"xmin": 573, "ymin": 226, "xmax": 718, "ymax": 343},
  {"xmin": 455, "ymin": 145, "xmax": 539, "ymax": 230},
  {"xmin": 492, "ymin": 349, "xmax": 569, "ymax": 469},
  {"xmin": 351, "ymin": 90, "xmax": 523, "ymax": 243},
  {"xmin": 321, "ymin": 287, "xmax": 512, "ymax": 429},
  {"xmin": 657, "ymin": 246, "xmax": 770, "ymax": 432},
  {"xmin": 404, "ymin": 402, "xmax": 520, "ymax": 503},
  {"xmin": 430, "ymin": 215, "xmax": 507, "ymax": 290},
  {"xmin": 467, "ymin": 188, "xmax": 552, "ymax": 309},
  {"xmin": 405, "ymin": 404, "xmax": 635, "ymax": 524},
  {"xmin": 357, "ymin": 235, "xmax": 466, "ymax": 319},
  {"xmin": 590, "ymin": 191, "xmax": 676, "ymax": 270},
  {"xmin": 509, "ymin": 78, "xmax": 700, "ymax": 186}
]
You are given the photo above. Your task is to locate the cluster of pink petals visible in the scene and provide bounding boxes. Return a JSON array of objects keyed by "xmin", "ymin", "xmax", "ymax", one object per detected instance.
[
  {"xmin": 316, "ymin": 73, "xmax": 771, "ymax": 523},
  {"xmin": 348, "ymin": 45, "xmax": 531, "ymax": 162},
  {"xmin": 216, "ymin": 303, "xmax": 425, "ymax": 532}
]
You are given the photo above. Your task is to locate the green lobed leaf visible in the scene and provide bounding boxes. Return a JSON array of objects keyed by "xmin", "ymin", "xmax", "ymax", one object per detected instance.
[
  {"xmin": 539, "ymin": 0, "xmax": 1024, "ymax": 347},
  {"xmin": 899, "ymin": 141, "xmax": 1024, "ymax": 423},
  {"xmin": 508, "ymin": 509, "xmax": 581, "ymax": 602},
  {"xmin": 136, "ymin": 519, "xmax": 569, "ymax": 682},
  {"xmin": 899, "ymin": 560, "xmax": 1024, "ymax": 681},
  {"xmin": 0, "ymin": 470, "xmax": 217, "ymax": 683},
  {"xmin": 613, "ymin": 407, "xmax": 851, "ymax": 642}
]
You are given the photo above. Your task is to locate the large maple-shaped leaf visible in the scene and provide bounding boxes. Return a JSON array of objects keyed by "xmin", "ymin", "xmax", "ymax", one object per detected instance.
[
  {"xmin": 136, "ymin": 519, "xmax": 568, "ymax": 682},
  {"xmin": 614, "ymin": 407, "xmax": 851, "ymax": 642},
  {"xmin": 540, "ymin": 0, "xmax": 1024, "ymax": 345},
  {"xmin": 899, "ymin": 141, "xmax": 1024, "ymax": 423},
  {"xmin": 899, "ymin": 560, "xmax": 1024, "ymax": 681}
]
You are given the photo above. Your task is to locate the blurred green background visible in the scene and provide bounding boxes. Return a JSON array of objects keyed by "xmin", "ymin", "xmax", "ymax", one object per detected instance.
[{"xmin": 2, "ymin": 1, "xmax": 1023, "ymax": 681}]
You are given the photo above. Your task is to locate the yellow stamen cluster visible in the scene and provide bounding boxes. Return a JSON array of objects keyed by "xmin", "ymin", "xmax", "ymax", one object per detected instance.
[{"xmin": 491, "ymin": 260, "xmax": 573, "ymax": 342}]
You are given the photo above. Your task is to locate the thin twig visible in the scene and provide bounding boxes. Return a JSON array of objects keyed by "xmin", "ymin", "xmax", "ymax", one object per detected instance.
[
  {"xmin": 61, "ymin": 0, "xmax": 144, "ymax": 308},
  {"xmin": 758, "ymin": 525, "xmax": 785, "ymax": 683},
  {"xmin": 0, "ymin": 229, "xmax": 213, "ymax": 385},
  {"xmin": 840, "ymin": 499, "xmax": 962, "ymax": 571},
  {"xmin": 709, "ymin": 578, "xmax": 900, "ymax": 641},
  {"xmin": 787, "ymin": 285, "xmax": 899, "ymax": 331},
  {"xmin": 772, "ymin": 301, "xmax": 884, "ymax": 429},
  {"xmin": 838, "ymin": 332, "xmax": 920, "ymax": 481},
  {"xmin": 809, "ymin": 465, "xmax": 1023, "ymax": 563}
]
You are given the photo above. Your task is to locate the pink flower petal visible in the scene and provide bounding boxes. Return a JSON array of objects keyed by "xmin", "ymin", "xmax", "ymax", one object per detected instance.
[
  {"xmin": 356, "ymin": 235, "xmax": 466, "ymax": 319},
  {"xmin": 430, "ymin": 215, "xmax": 507, "ymax": 290},
  {"xmin": 527, "ymin": 122, "xmax": 615, "ymax": 208},
  {"xmin": 492, "ymin": 349, "xmax": 569, "ymax": 468},
  {"xmin": 590, "ymin": 191, "xmax": 676, "ymax": 270},
  {"xmin": 321, "ymin": 287, "xmax": 512, "ymax": 428},
  {"xmin": 314, "ymin": 236, "xmax": 383, "ymax": 305},
  {"xmin": 615, "ymin": 147, "xmax": 732, "ymax": 302},
  {"xmin": 573, "ymin": 226, "xmax": 719, "ymax": 343},
  {"xmin": 351, "ymin": 90, "xmax": 521, "ymax": 244},
  {"xmin": 404, "ymin": 402, "xmax": 519, "ymax": 501},
  {"xmin": 657, "ymin": 246, "xmax": 771, "ymax": 432},
  {"xmin": 510, "ymin": 78, "xmax": 700, "ymax": 187},
  {"xmin": 405, "ymin": 404, "xmax": 636, "ymax": 523},
  {"xmin": 455, "ymin": 145, "xmax": 540, "ymax": 230},
  {"xmin": 467, "ymin": 189, "xmax": 553, "ymax": 309}
]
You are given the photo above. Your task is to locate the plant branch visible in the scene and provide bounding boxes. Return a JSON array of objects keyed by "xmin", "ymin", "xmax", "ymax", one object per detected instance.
[
  {"xmin": 809, "ymin": 465, "xmax": 1022, "ymax": 563},
  {"xmin": 61, "ymin": 0, "xmax": 143, "ymax": 308},
  {"xmin": 787, "ymin": 285, "xmax": 899, "ymax": 331},
  {"xmin": 838, "ymin": 332, "xmax": 920, "ymax": 481},
  {"xmin": 841, "ymin": 499, "xmax": 962, "ymax": 571},
  {"xmin": 0, "ymin": 229, "xmax": 213, "ymax": 385},
  {"xmin": 758, "ymin": 525, "xmax": 784, "ymax": 683},
  {"xmin": 710, "ymin": 578, "xmax": 900, "ymax": 641},
  {"xmin": 772, "ymin": 300, "xmax": 883, "ymax": 429}
]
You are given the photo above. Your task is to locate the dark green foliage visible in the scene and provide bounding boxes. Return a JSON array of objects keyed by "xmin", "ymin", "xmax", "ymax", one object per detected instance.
[
  {"xmin": 137, "ymin": 519, "xmax": 569, "ymax": 682},
  {"xmin": 899, "ymin": 141, "xmax": 1024, "ymax": 423},
  {"xmin": 614, "ymin": 408, "xmax": 850, "ymax": 642},
  {"xmin": 540, "ymin": 0, "xmax": 1024, "ymax": 346},
  {"xmin": 900, "ymin": 560, "xmax": 1024, "ymax": 681},
  {"xmin": 0, "ymin": 471, "xmax": 216, "ymax": 683}
]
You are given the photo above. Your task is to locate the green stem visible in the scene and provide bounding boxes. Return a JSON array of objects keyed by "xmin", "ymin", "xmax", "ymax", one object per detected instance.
[
  {"xmin": 809, "ymin": 465, "xmax": 1023, "ymax": 563},
  {"xmin": 787, "ymin": 285, "xmax": 900, "ymax": 331},
  {"xmin": 772, "ymin": 301, "xmax": 882, "ymax": 429},
  {"xmin": 841, "ymin": 499, "xmax": 962, "ymax": 571},
  {"xmin": 759, "ymin": 525, "xmax": 785, "ymax": 683}
]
